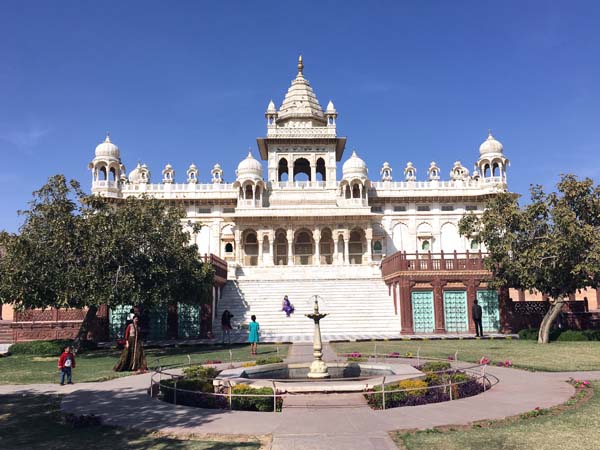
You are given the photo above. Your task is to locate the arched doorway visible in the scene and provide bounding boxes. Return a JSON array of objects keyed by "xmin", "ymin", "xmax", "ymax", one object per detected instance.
[
  {"xmin": 316, "ymin": 157, "xmax": 326, "ymax": 181},
  {"xmin": 319, "ymin": 228, "xmax": 334, "ymax": 264},
  {"xmin": 349, "ymin": 229, "xmax": 364, "ymax": 264},
  {"xmin": 274, "ymin": 230, "xmax": 288, "ymax": 265},
  {"xmin": 278, "ymin": 158, "xmax": 289, "ymax": 182},
  {"xmin": 294, "ymin": 230, "xmax": 314, "ymax": 265},
  {"xmin": 244, "ymin": 231, "xmax": 258, "ymax": 266}
]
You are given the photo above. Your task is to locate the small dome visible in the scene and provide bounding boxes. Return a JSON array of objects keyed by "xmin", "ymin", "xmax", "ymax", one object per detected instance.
[
  {"xmin": 266, "ymin": 100, "xmax": 276, "ymax": 113},
  {"xmin": 326, "ymin": 100, "xmax": 336, "ymax": 114},
  {"xmin": 213, "ymin": 163, "xmax": 222, "ymax": 170},
  {"xmin": 188, "ymin": 163, "xmax": 197, "ymax": 171},
  {"xmin": 479, "ymin": 131, "xmax": 504, "ymax": 156},
  {"xmin": 164, "ymin": 163, "xmax": 173, "ymax": 170},
  {"xmin": 128, "ymin": 163, "xmax": 143, "ymax": 184},
  {"xmin": 95, "ymin": 133, "xmax": 120, "ymax": 159},
  {"xmin": 236, "ymin": 151, "xmax": 263, "ymax": 180},
  {"xmin": 342, "ymin": 150, "xmax": 368, "ymax": 178}
]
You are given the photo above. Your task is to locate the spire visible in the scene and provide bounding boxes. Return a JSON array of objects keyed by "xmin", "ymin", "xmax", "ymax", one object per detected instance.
[
  {"xmin": 297, "ymin": 54, "xmax": 304, "ymax": 77},
  {"xmin": 105, "ymin": 132, "xmax": 111, "ymax": 143}
]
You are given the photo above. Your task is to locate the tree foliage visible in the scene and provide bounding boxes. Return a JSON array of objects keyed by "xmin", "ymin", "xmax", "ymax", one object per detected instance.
[
  {"xmin": 459, "ymin": 174, "xmax": 600, "ymax": 343},
  {"xmin": 0, "ymin": 175, "xmax": 214, "ymax": 343}
]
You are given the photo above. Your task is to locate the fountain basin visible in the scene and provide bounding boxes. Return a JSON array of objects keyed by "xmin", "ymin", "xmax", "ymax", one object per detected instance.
[{"xmin": 215, "ymin": 362, "xmax": 423, "ymax": 393}]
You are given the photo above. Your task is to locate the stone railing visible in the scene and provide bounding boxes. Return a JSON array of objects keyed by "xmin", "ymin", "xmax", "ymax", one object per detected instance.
[
  {"xmin": 266, "ymin": 126, "xmax": 337, "ymax": 138},
  {"xmin": 370, "ymin": 177, "xmax": 506, "ymax": 191},
  {"xmin": 122, "ymin": 183, "xmax": 235, "ymax": 193}
]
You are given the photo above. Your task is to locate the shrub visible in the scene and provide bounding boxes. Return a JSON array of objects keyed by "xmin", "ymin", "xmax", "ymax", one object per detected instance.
[
  {"xmin": 583, "ymin": 330, "xmax": 600, "ymax": 341},
  {"xmin": 183, "ymin": 365, "xmax": 220, "ymax": 379},
  {"xmin": 231, "ymin": 385, "xmax": 282, "ymax": 412},
  {"xmin": 420, "ymin": 361, "xmax": 451, "ymax": 372},
  {"xmin": 397, "ymin": 379, "xmax": 428, "ymax": 398},
  {"xmin": 159, "ymin": 378, "xmax": 225, "ymax": 409},
  {"xmin": 9, "ymin": 339, "xmax": 73, "ymax": 356},
  {"xmin": 557, "ymin": 330, "xmax": 589, "ymax": 342},
  {"xmin": 518, "ymin": 328, "xmax": 562, "ymax": 341},
  {"xmin": 255, "ymin": 356, "xmax": 283, "ymax": 365}
]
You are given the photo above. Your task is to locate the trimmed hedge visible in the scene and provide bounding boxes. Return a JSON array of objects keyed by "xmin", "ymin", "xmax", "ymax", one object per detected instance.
[
  {"xmin": 9, "ymin": 339, "xmax": 98, "ymax": 356},
  {"xmin": 9, "ymin": 340, "xmax": 73, "ymax": 356},
  {"xmin": 182, "ymin": 365, "xmax": 220, "ymax": 379},
  {"xmin": 518, "ymin": 328, "xmax": 600, "ymax": 342},
  {"xmin": 255, "ymin": 356, "xmax": 284, "ymax": 365},
  {"xmin": 420, "ymin": 361, "xmax": 451, "ymax": 372}
]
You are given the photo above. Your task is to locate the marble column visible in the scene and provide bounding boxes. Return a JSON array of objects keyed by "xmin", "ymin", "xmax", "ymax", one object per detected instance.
[
  {"xmin": 344, "ymin": 238, "xmax": 350, "ymax": 265},
  {"xmin": 287, "ymin": 229, "xmax": 294, "ymax": 266},
  {"xmin": 314, "ymin": 229, "xmax": 321, "ymax": 265}
]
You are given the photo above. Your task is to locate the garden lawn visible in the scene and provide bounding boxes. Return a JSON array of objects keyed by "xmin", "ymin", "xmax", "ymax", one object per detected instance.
[
  {"xmin": 0, "ymin": 393, "xmax": 262, "ymax": 450},
  {"xmin": 394, "ymin": 382, "xmax": 600, "ymax": 450},
  {"xmin": 0, "ymin": 343, "xmax": 288, "ymax": 385},
  {"xmin": 331, "ymin": 340, "xmax": 600, "ymax": 371}
]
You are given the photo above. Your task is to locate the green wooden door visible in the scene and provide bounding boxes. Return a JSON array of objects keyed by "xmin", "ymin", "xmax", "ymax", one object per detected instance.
[
  {"xmin": 477, "ymin": 290, "xmax": 500, "ymax": 332},
  {"xmin": 411, "ymin": 291, "xmax": 435, "ymax": 333},
  {"xmin": 109, "ymin": 305, "xmax": 132, "ymax": 339},
  {"xmin": 178, "ymin": 303, "xmax": 201, "ymax": 338},
  {"xmin": 146, "ymin": 305, "xmax": 168, "ymax": 340},
  {"xmin": 443, "ymin": 291, "xmax": 469, "ymax": 333}
]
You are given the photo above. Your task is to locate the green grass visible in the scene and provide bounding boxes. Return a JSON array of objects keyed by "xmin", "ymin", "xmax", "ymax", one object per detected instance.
[
  {"xmin": 0, "ymin": 344, "xmax": 288, "ymax": 385},
  {"xmin": 331, "ymin": 340, "xmax": 600, "ymax": 372},
  {"xmin": 394, "ymin": 383, "xmax": 599, "ymax": 450},
  {"xmin": 0, "ymin": 393, "xmax": 262, "ymax": 450}
]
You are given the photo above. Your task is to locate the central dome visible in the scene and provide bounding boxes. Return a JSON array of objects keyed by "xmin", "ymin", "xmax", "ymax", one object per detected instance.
[
  {"xmin": 342, "ymin": 150, "xmax": 368, "ymax": 178},
  {"xmin": 479, "ymin": 132, "xmax": 504, "ymax": 156},
  {"xmin": 236, "ymin": 152, "xmax": 263, "ymax": 180},
  {"xmin": 95, "ymin": 134, "xmax": 120, "ymax": 159}
]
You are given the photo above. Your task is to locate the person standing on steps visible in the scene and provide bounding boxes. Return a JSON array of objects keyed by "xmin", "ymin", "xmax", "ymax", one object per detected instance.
[
  {"xmin": 248, "ymin": 315, "xmax": 260, "ymax": 355},
  {"xmin": 472, "ymin": 299, "xmax": 483, "ymax": 337},
  {"xmin": 221, "ymin": 309, "xmax": 234, "ymax": 345}
]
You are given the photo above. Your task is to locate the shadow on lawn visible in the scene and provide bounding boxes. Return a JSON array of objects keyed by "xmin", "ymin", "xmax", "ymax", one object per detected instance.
[{"xmin": 0, "ymin": 390, "xmax": 259, "ymax": 450}]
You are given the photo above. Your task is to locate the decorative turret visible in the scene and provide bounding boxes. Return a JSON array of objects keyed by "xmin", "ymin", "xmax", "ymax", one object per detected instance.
[
  {"xmin": 128, "ymin": 162, "xmax": 150, "ymax": 184},
  {"xmin": 325, "ymin": 100, "xmax": 337, "ymax": 127},
  {"xmin": 234, "ymin": 151, "xmax": 264, "ymax": 207},
  {"xmin": 187, "ymin": 163, "xmax": 198, "ymax": 184},
  {"xmin": 89, "ymin": 133, "xmax": 123, "ymax": 196},
  {"xmin": 211, "ymin": 163, "xmax": 223, "ymax": 184},
  {"xmin": 404, "ymin": 162, "xmax": 416, "ymax": 181},
  {"xmin": 427, "ymin": 161, "xmax": 440, "ymax": 181},
  {"xmin": 342, "ymin": 150, "xmax": 368, "ymax": 180},
  {"xmin": 476, "ymin": 130, "xmax": 509, "ymax": 181},
  {"xmin": 162, "ymin": 163, "xmax": 175, "ymax": 184},
  {"xmin": 265, "ymin": 100, "xmax": 277, "ymax": 128},
  {"xmin": 380, "ymin": 162, "xmax": 392, "ymax": 181},
  {"xmin": 450, "ymin": 161, "xmax": 469, "ymax": 181}
]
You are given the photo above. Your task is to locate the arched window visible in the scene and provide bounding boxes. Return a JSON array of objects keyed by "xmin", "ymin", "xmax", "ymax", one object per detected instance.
[
  {"xmin": 109, "ymin": 167, "xmax": 117, "ymax": 181},
  {"xmin": 316, "ymin": 157, "xmax": 326, "ymax": 181},
  {"xmin": 470, "ymin": 240, "xmax": 479, "ymax": 251},
  {"xmin": 352, "ymin": 184, "xmax": 360, "ymax": 199},
  {"xmin": 319, "ymin": 228, "xmax": 334, "ymax": 264},
  {"xmin": 293, "ymin": 157, "xmax": 311, "ymax": 182},
  {"xmin": 275, "ymin": 231, "xmax": 288, "ymax": 265},
  {"xmin": 99, "ymin": 166, "xmax": 107, "ymax": 181},
  {"xmin": 244, "ymin": 184, "xmax": 253, "ymax": 200},
  {"xmin": 492, "ymin": 163, "xmax": 500, "ymax": 177},
  {"xmin": 421, "ymin": 240, "xmax": 430, "ymax": 251},
  {"xmin": 225, "ymin": 243, "xmax": 233, "ymax": 253},
  {"xmin": 373, "ymin": 240, "xmax": 383, "ymax": 254},
  {"xmin": 278, "ymin": 158, "xmax": 289, "ymax": 182}
]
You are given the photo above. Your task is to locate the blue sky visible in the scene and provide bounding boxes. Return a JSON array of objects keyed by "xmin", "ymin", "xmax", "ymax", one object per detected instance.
[{"xmin": 1, "ymin": 1, "xmax": 599, "ymax": 232}]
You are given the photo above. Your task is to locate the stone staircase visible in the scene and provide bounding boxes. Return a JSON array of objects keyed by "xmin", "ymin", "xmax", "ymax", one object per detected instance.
[{"xmin": 214, "ymin": 269, "xmax": 400, "ymax": 341}]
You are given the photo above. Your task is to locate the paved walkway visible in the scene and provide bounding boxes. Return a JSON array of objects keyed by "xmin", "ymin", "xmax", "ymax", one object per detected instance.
[{"xmin": 1, "ymin": 344, "xmax": 600, "ymax": 450}]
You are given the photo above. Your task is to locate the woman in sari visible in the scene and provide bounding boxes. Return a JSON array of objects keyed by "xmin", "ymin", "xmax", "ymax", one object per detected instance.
[
  {"xmin": 114, "ymin": 315, "xmax": 147, "ymax": 372},
  {"xmin": 281, "ymin": 295, "xmax": 295, "ymax": 317}
]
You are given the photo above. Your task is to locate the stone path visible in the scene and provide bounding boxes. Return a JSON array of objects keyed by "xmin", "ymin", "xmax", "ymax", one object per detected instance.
[{"xmin": 1, "ymin": 343, "xmax": 600, "ymax": 450}]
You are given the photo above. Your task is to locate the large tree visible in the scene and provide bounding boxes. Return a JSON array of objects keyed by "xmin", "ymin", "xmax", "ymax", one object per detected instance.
[
  {"xmin": 0, "ymin": 175, "xmax": 214, "ymax": 348},
  {"xmin": 459, "ymin": 174, "xmax": 600, "ymax": 343}
]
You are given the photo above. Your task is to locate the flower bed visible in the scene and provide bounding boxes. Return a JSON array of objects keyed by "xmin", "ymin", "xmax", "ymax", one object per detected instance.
[
  {"xmin": 158, "ymin": 365, "xmax": 283, "ymax": 412},
  {"xmin": 364, "ymin": 363, "xmax": 485, "ymax": 410}
]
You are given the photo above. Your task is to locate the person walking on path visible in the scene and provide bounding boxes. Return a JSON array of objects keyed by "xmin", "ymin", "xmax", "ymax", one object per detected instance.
[
  {"xmin": 221, "ymin": 309, "xmax": 234, "ymax": 345},
  {"xmin": 58, "ymin": 345, "xmax": 76, "ymax": 385},
  {"xmin": 248, "ymin": 315, "xmax": 260, "ymax": 355},
  {"xmin": 114, "ymin": 315, "xmax": 147, "ymax": 372},
  {"xmin": 472, "ymin": 299, "xmax": 483, "ymax": 337}
]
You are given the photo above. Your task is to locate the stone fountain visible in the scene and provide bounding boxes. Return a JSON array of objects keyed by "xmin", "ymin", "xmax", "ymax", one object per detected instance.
[{"xmin": 305, "ymin": 295, "xmax": 330, "ymax": 379}]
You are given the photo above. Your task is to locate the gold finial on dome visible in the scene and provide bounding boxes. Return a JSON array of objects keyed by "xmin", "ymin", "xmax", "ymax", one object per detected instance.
[{"xmin": 297, "ymin": 54, "xmax": 304, "ymax": 76}]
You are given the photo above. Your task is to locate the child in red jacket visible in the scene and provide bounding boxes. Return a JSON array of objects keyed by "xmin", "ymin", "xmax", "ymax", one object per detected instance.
[{"xmin": 58, "ymin": 345, "xmax": 76, "ymax": 385}]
